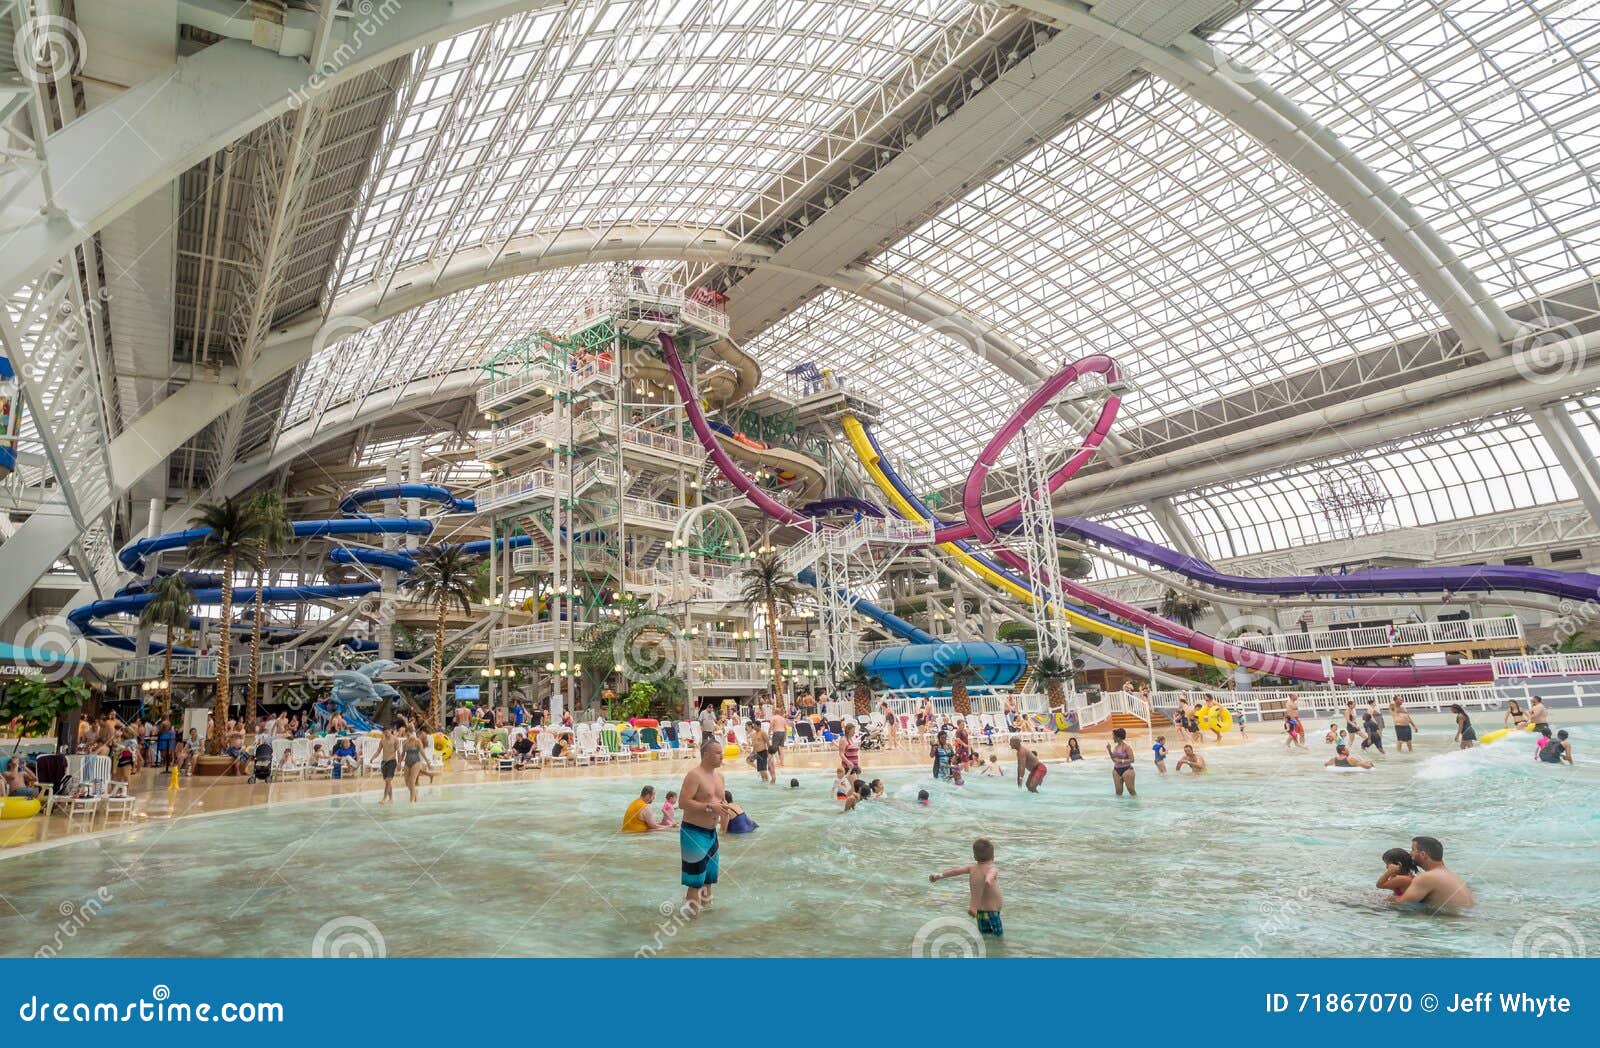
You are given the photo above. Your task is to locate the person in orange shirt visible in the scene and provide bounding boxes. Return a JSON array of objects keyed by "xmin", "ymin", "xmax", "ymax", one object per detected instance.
[{"xmin": 622, "ymin": 785, "xmax": 666, "ymax": 832}]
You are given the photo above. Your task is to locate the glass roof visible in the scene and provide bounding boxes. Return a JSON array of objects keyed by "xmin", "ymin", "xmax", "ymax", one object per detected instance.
[
  {"xmin": 331, "ymin": 0, "xmax": 977, "ymax": 292},
  {"xmin": 270, "ymin": 0, "xmax": 1600, "ymax": 565}
]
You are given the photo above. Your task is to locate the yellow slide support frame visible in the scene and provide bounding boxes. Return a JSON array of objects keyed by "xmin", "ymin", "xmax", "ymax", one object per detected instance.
[{"xmin": 841, "ymin": 414, "xmax": 1231, "ymax": 669}]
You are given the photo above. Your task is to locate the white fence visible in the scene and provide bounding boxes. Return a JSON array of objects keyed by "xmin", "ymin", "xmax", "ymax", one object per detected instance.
[
  {"xmin": 1234, "ymin": 616, "xmax": 1523, "ymax": 656},
  {"xmin": 1492, "ymin": 652, "xmax": 1600, "ymax": 678}
]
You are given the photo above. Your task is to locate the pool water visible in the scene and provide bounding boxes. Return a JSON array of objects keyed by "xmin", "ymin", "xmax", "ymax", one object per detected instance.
[{"xmin": 1, "ymin": 713, "xmax": 1595, "ymax": 958}]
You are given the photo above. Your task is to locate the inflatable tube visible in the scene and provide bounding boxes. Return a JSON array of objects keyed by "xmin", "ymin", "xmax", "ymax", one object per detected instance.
[
  {"xmin": 1053, "ymin": 712, "xmax": 1072, "ymax": 732},
  {"xmin": 1196, "ymin": 706, "xmax": 1232, "ymax": 734},
  {"xmin": 724, "ymin": 744, "xmax": 741, "ymax": 759},
  {"xmin": 1, "ymin": 796, "xmax": 41, "ymax": 819},
  {"xmin": 433, "ymin": 733, "xmax": 454, "ymax": 761},
  {"xmin": 630, "ymin": 718, "xmax": 659, "ymax": 728},
  {"xmin": 1480, "ymin": 724, "xmax": 1533, "ymax": 746}
]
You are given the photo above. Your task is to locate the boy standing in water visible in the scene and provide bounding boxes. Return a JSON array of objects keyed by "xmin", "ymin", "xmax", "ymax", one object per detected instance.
[{"xmin": 929, "ymin": 837, "xmax": 1003, "ymax": 937}]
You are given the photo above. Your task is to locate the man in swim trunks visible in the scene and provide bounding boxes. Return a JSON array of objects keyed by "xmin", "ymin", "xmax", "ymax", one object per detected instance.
[
  {"xmin": 678, "ymin": 737, "xmax": 733, "ymax": 914},
  {"xmin": 1174, "ymin": 744, "xmax": 1206, "ymax": 773},
  {"xmin": 1010, "ymin": 737, "xmax": 1046, "ymax": 792},
  {"xmin": 749, "ymin": 721, "xmax": 771, "ymax": 783},
  {"xmin": 1528, "ymin": 695, "xmax": 1550, "ymax": 733},
  {"xmin": 1324, "ymin": 744, "xmax": 1373, "ymax": 770},
  {"xmin": 765, "ymin": 707, "xmax": 786, "ymax": 773},
  {"xmin": 1394, "ymin": 836, "xmax": 1474, "ymax": 912},
  {"xmin": 377, "ymin": 728, "xmax": 400, "ymax": 804},
  {"xmin": 1390, "ymin": 699, "xmax": 1416, "ymax": 752}
]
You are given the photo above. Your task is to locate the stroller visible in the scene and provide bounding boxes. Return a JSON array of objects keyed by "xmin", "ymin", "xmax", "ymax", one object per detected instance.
[
  {"xmin": 244, "ymin": 741, "xmax": 275, "ymax": 784},
  {"xmin": 859, "ymin": 716, "xmax": 889, "ymax": 750}
]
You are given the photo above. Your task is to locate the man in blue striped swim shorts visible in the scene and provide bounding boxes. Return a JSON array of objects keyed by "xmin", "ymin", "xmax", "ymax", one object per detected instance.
[{"xmin": 678, "ymin": 735, "xmax": 731, "ymax": 913}]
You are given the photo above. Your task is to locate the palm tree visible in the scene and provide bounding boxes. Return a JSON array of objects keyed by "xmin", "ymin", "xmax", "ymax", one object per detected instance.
[
  {"xmin": 934, "ymin": 660, "xmax": 982, "ymax": 716},
  {"xmin": 738, "ymin": 552, "xmax": 803, "ymax": 704},
  {"xmin": 838, "ymin": 662, "xmax": 885, "ymax": 716},
  {"xmin": 188, "ymin": 497, "xmax": 265, "ymax": 754},
  {"xmin": 246, "ymin": 491, "xmax": 294, "ymax": 730},
  {"xmin": 408, "ymin": 544, "xmax": 485, "ymax": 729},
  {"xmin": 1035, "ymin": 655, "xmax": 1074, "ymax": 708},
  {"xmin": 138, "ymin": 573, "xmax": 193, "ymax": 720},
  {"xmin": 1158, "ymin": 587, "xmax": 1209, "ymax": 629}
]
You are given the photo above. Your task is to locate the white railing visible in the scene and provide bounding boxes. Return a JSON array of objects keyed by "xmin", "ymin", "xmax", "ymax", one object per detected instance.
[
  {"xmin": 698, "ymin": 630, "xmax": 816, "ymax": 657},
  {"xmin": 490, "ymin": 621, "xmax": 595, "ymax": 654},
  {"xmin": 620, "ymin": 425, "xmax": 703, "ymax": 462},
  {"xmin": 682, "ymin": 297, "xmax": 730, "ymax": 337},
  {"xmin": 113, "ymin": 648, "xmax": 311, "ymax": 682},
  {"xmin": 616, "ymin": 496, "xmax": 680, "ymax": 527},
  {"xmin": 691, "ymin": 661, "xmax": 772, "ymax": 686},
  {"xmin": 824, "ymin": 516, "xmax": 933, "ymax": 551},
  {"xmin": 476, "ymin": 367, "xmax": 559, "ymax": 409},
  {"xmin": 472, "ymin": 460, "xmax": 615, "ymax": 512},
  {"xmin": 568, "ymin": 352, "xmax": 619, "ymax": 388},
  {"xmin": 476, "ymin": 413, "xmax": 592, "ymax": 458},
  {"xmin": 1233, "ymin": 616, "xmax": 1523, "ymax": 656},
  {"xmin": 1492, "ymin": 651, "xmax": 1600, "ymax": 678},
  {"xmin": 1147, "ymin": 685, "xmax": 1505, "ymax": 723}
]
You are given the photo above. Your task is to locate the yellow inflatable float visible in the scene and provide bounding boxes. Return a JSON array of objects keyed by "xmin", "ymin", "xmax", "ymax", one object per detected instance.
[
  {"xmin": 1196, "ymin": 706, "xmax": 1234, "ymax": 734},
  {"xmin": 723, "ymin": 744, "xmax": 741, "ymax": 759},
  {"xmin": 1479, "ymin": 723, "xmax": 1533, "ymax": 746},
  {"xmin": 1, "ymin": 796, "xmax": 41, "ymax": 820},
  {"xmin": 433, "ymin": 733, "xmax": 454, "ymax": 761}
]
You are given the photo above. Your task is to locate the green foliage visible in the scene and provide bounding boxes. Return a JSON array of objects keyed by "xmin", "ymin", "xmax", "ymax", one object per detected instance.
[
  {"xmin": 838, "ymin": 662, "xmax": 885, "ymax": 693},
  {"xmin": 1558, "ymin": 631, "xmax": 1600, "ymax": 654},
  {"xmin": 409, "ymin": 545, "xmax": 486, "ymax": 616},
  {"xmin": 1158, "ymin": 588, "xmax": 1210, "ymax": 629},
  {"xmin": 1, "ymin": 676, "xmax": 89, "ymax": 750},
  {"xmin": 933, "ymin": 660, "xmax": 981, "ymax": 687},
  {"xmin": 188, "ymin": 496, "xmax": 266, "ymax": 569},
  {"xmin": 622, "ymin": 681, "xmax": 656, "ymax": 720},
  {"xmin": 138, "ymin": 573, "xmax": 194, "ymax": 634},
  {"xmin": 738, "ymin": 552, "xmax": 803, "ymax": 613},
  {"xmin": 1035, "ymin": 655, "xmax": 1073, "ymax": 683}
]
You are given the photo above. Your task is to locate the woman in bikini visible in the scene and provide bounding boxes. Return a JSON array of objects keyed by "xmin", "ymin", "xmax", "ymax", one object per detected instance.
[
  {"xmin": 1106, "ymin": 727, "xmax": 1136, "ymax": 797},
  {"xmin": 1503, "ymin": 699, "xmax": 1529, "ymax": 730}
]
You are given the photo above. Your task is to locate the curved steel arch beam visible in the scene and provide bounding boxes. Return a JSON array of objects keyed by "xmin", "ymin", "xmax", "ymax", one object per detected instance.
[
  {"xmin": 0, "ymin": 1, "xmax": 572, "ymax": 298},
  {"xmin": 1011, "ymin": 0, "xmax": 1515, "ymax": 355}
]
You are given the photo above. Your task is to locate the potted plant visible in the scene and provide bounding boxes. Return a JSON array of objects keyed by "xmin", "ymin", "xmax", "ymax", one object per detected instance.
[{"xmin": 1, "ymin": 675, "xmax": 90, "ymax": 752}]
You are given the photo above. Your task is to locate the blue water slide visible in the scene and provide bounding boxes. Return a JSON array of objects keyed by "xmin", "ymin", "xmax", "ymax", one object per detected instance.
[
  {"xmin": 862, "ymin": 641, "xmax": 1027, "ymax": 690},
  {"xmin": 69, "ymin": 583, "xmax": 383, "ymax": 653},
  {"xmin": 339, "ymin": 484, "xmax": 476, "ymax": 516},
  {"xmin": 795, "ymin": 566, "xmax": 936, "ymax": 645},
  {"xmin": 801, "ymin": 496, "xmax": 886, "ymax": 518},
  {"xmin": 119, "ymin": 517, "xmax": 435, "ymax": 572}
]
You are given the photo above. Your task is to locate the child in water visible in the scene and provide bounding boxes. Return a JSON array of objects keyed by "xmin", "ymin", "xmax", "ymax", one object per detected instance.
[
  {"xmin": 1067, "ymin": 737, "xmax": 1082, "ymax": 761},
  {"xmin": 929, "ymin": 838, "xmax": 1003, "ymax": 937},
  {"xmin": 1377, "ymin": 847, "xmax": 1418, "ymax": 896},
  {"xmin": 917, "ymin": 789, "xmax": 930, "ymax": 807},
  {"xmin": 722, "ymin": 790, "xmax": 757, "ymax": 833},
  {"xmin": 660, "ymin": 790, "xmax": 678, "ymax": 826},
  {"xmin": 1152, "ymin": 735, "xmax": 1169, "ymax": 774}
]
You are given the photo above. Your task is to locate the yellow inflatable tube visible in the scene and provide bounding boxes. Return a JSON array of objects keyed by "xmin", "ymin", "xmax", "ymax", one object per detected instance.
[
  {"xmin": 1196, "ymin": 706, "xmax": 1233, "ymax": 734},
  {"xmin": 1479, "ymin": 723, "xmax": 1533, "ymax": 746},
  {"xmin": 841, "ymin": 415, "xmax": 1231, "ymax": 669},
  {"xmin": 1, "ymin": 796, "xmax": 42, "ymax": 819},
  {"xmin": 433, "ymin": 733, "xmax": 454, "ymax": 761}
]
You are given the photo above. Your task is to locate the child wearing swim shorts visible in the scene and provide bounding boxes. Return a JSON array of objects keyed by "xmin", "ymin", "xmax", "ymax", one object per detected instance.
[{"xmin": 929, "ymin": 838, "xmax": 1003, "ymax": 937}]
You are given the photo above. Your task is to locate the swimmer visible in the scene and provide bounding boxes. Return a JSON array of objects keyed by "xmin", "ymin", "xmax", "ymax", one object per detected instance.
[
  {"xmin": 1451, "ymin": 703, "xmax": 1477, "ymax": 749},
  {"xmin": 1011, "ymin": 737, "xmax": 1046, "ymax": 792},
  {"xmin": 833, "ymin": 767, "xmax": 852, "ymax": 800},
  {"xmin": 870, "ymin": 779, "xmax": 885, "ymax": 797},
  {"xmin": 721, "ymin": 790, "xmax": 757, "ymax": 833},
  {"xmin": 1323, "ymin": 723, "xmax": 1339, "ymax": 745},
  {"xmin": 1390, "ymin": 699, "xmax": 1417, "ymax": 753},
  {"xmin": 1393, "ymin": 836, "xmax": 1474, "ymax": 912},
  {"xmin": 623, "ymin": 785, "xmax": 667, "ymax": 832},
  {"xmin": 1106, "ymin": 727, "xmax": 1136, "ymax": 797},
  {"xmin": 979, "ymin": 756, "xmax": 1002, "ymax": 777},
  {"xmin": 1377, "ymin": 847, "xmax": 1419, "ymax": 897},
  {"xmin": 1536, "ymin": 727, "xmax": 1572, "ymax": 766},
  {"xmin": 1067, "ymin": 737, "xmax": 1082, "ymax": 761},
  {"xmin": 916, "ymin": 789, "xmax": 930, "ymax": 806},
  {"xmin": 843, "ymin": 779, "xmax": 872, "ymax": 812},
  {"xmin": 1152, "ymin": 735, "xmax": 1169, "ymax": 773},
  {"xmin": 1325, "ymin": 744, "xmax": 1373, "ymax": 770},
  {"xmin": 928, "ymin": 837, "xmax": 1003, "ymax": 937},
  {"xmin": 660, "ymin": 790, "xmax": 679, "ymax": 826},
  {"xmin": 1503, "ymin": 698, "xmax": 1529, "ymax": 730},
  {"xmin": 1528, "ymin": 695, "xmax": 1550, "ymax": 734},
  {"xmin": 787, "ymin": 778, "xmax": 800, "ymax": 789},
  {"xmin": 1360, "ymin": 708, "xmax": 1384, "ymax": 753},
  {"xmin": 678, "ymin": 737, "xmax": 734, "ymax": 914},
  {"xmin": 1173, "ymin": 744, "xmax": 1206, "ymax": 773}
]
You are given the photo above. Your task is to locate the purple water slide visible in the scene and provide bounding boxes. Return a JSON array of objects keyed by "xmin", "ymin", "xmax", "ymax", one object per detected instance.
[
  {"xmin": 1044, "ymin": 517, "xmax": 1600, "ymax": 603},
  {"xmin": 662, "ymin": 332, "xmax": 1498, "ymax": 684},
  {"xmin": 958, "ymin": 379, "xmax": 1490, "ymax": 686}
]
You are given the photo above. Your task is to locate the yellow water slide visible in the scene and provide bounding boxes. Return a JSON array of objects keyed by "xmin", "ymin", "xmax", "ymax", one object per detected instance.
[{"xmin": 840, "ymin": 414, "xmax": 1230, "ymax": 668}]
